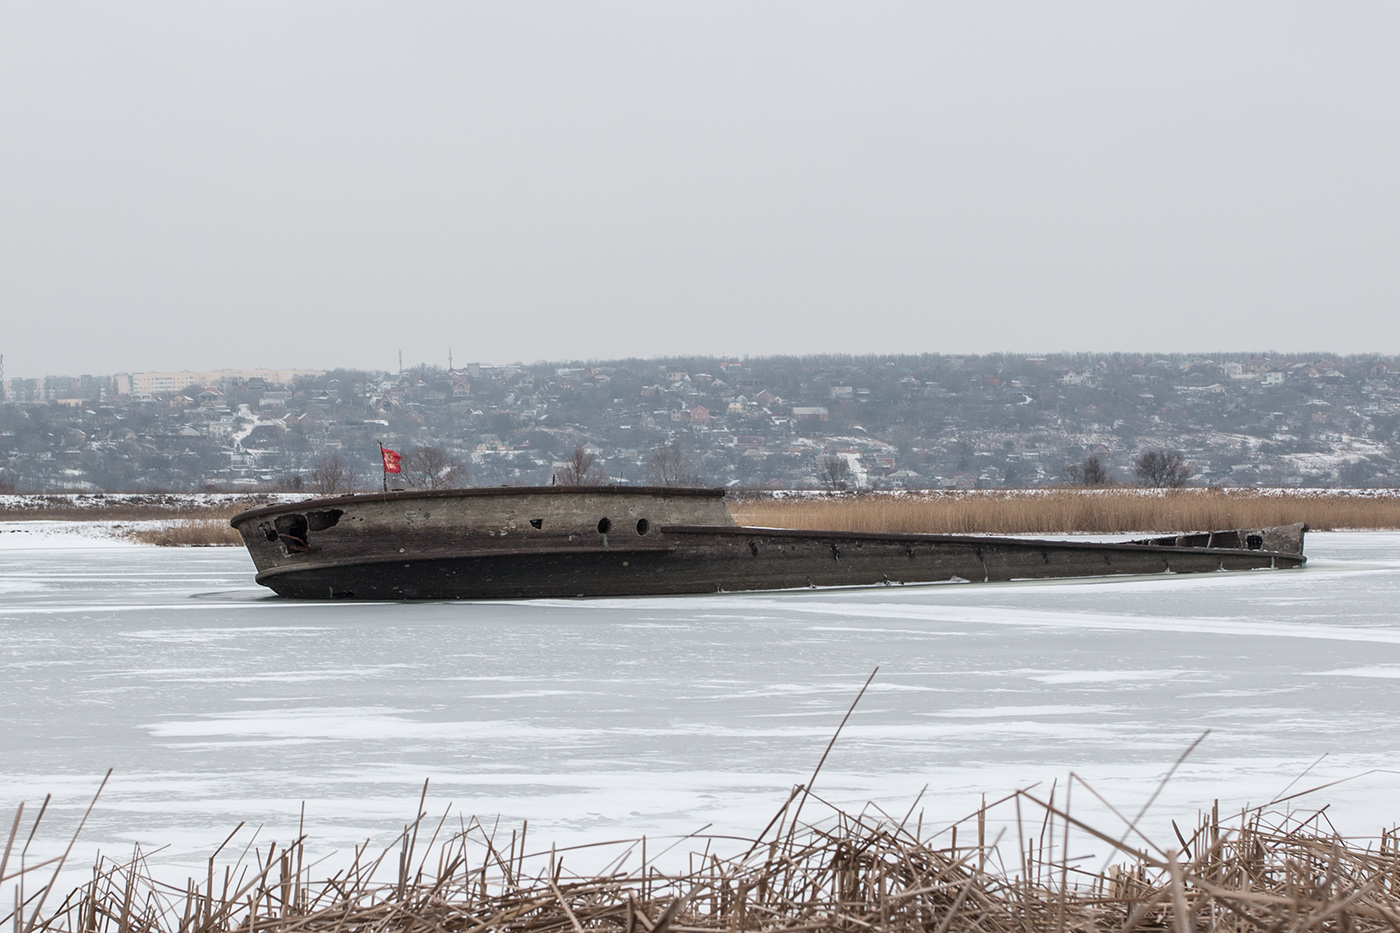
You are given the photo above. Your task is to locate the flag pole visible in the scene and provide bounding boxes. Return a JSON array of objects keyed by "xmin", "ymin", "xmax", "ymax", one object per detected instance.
[{"xmin": 378, "ymin": 440, "xmax": 388, "ymax": 493}]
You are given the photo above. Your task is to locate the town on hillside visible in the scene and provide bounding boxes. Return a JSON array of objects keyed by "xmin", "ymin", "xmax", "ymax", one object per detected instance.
[{"xmin": 2, "ymin": 353, "xmax": 1399, "ymax": 493}]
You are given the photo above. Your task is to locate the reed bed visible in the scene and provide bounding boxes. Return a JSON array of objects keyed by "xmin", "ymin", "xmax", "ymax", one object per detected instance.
[
  {"xmin": 123, "ymin": 520, "xmax": 245, "ymax": 547},
  {"xmin": 729, "ymin": 488, "xmax": 1400, "ymax": 534},
  {"xmin": 6, "ymin": 779, "xmax": 1398, "ymax": 933},
  {"xmin": 3, "ymin": 683, "xmax": 1392, "ymax": 933}
]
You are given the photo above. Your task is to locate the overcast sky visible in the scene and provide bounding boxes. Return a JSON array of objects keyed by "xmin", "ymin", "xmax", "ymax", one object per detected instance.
[{"xmin": 2, "ymin": 3, "xmax": 1398, "ymax": 378}]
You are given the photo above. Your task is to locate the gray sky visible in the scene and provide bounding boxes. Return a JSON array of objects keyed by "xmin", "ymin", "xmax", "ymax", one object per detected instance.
[{"xmin": 2, "ymin": 3, "xmax": 1398, "ymax": 378}]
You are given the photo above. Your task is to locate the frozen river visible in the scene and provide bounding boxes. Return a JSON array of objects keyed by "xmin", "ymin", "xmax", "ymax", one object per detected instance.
[{"xmin": 3, "ymin": 531, "xmax": 1400, "ymax": 880}]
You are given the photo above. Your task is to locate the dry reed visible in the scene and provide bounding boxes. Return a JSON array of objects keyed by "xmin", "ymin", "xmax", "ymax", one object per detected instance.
[
  {"xmin": 6, "ymin": 778, "xmax": 1398, "ymax": 933},
  {"xmin": 123, "ymin": 520, "xmax": 245, "ymax": 547},
  {"xmin": 729, "ymin": 488, "xmax": 1400, "ymax": 534},
  {"xmin": 4, "ymin": 684, "xmax": 1392, "ymax": 933}
]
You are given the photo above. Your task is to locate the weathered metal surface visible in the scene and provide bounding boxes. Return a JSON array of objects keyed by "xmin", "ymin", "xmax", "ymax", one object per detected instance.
[
  {"xmin": 230, "ymin": 488, "xmax": 1307, "ymax": 600},
  {"xmin": 1127, "ymin": 524, "xmax": 1307, "ymax": 554}
]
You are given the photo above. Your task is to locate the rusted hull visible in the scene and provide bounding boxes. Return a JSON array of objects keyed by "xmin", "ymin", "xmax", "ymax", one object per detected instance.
[
  {"xmin": 230, "ymin": 488, "xmax": 1306, "ymax": 600},
  {"xmin": 255, "ymin": 531, "xmax": 1301, "ymax": 600}
]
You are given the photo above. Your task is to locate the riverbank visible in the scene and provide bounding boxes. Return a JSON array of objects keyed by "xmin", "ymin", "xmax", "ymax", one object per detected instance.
[
  {"xmin": 0, "ymin": 492, "xmax": 297, "ymax": 521},
  {"xmin": 0, "ymin": 518, "xmax": 241, "ymax": 548},
  {"xmin": 4, "ymin": 488, "xmax": 1398, "ymax": 547},
  {"xmin": 0, "ymin": 493, "xmax": 295, "ymax": 546}
]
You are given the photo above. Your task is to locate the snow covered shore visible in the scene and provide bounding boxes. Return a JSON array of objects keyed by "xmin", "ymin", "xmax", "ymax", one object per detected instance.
[
  {"xmin": 0, "ymin": 519, "xmax": 175, "ymax": 548},
  {"xmin": 0, "ymin": 491, "xmax": 302, "ymax": 514}
]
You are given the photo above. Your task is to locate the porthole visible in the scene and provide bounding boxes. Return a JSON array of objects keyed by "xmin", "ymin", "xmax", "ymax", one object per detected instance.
[
  {"xmin": 635, "ymin": 518, "xmax": 650, "ymax": 535},
  {"xmin": 597, "ymin": 517, "xmax": 612, "ymax": 534}
]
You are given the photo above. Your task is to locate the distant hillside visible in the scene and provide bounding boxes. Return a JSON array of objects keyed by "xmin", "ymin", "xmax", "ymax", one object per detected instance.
[{"xmin": 2, "ymin": 352, "xmax": 1397, "ymax": 491}]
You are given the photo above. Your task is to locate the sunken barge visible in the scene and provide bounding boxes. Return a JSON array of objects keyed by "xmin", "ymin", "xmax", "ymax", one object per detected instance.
[{"xmin": 229, "ymin": 487, "xmax": 1307, "ymax": 600}]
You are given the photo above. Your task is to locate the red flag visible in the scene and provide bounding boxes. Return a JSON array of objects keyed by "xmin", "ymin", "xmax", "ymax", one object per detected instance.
[{"xmin": 381, "ymin": 447, "xmax": 402, "ymax": 474}]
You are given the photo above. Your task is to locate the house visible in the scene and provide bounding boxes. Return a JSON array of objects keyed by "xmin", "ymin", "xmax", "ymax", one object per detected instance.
[
  {"xmin": 791, "ymin": 407, "xmax": 830, "ymax": 421},
  {"xmin": 690, "ymin": 405, "xmax": 710, "ymax": 423},
  {"xmin": 207, "ymin": 419, "xmax": 238, "ymax": 441}
]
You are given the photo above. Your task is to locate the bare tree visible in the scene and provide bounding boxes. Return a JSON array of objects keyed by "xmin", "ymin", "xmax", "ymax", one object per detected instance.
[
  {"xmin": 558, "ymin": 445, "xmax": 606, "ymax": 486},
  {"xmin": 647, "ymin": 438, "xmax": 702, "ymax": 486},
  {"xmin": 403, "ymin": 445, "xmax": 468, "ymax": 490},
  {"xmin": 307, "ymin": 454, "xmax": 357, "ymax": 496},
  {"xmin": 268, "ymin": 473, "xmax": 305, "ymax": 493},
  {"xmin": 818, "ymin": 454, "xmax": 852, "ymax": 491},
  {"xmin": 1063, "ymin": 455, "xmax": 1114, "ymax": 486},
  {"xmin": 1132, "ymin": 448, "xmax": 1191, "ymax": 487}
]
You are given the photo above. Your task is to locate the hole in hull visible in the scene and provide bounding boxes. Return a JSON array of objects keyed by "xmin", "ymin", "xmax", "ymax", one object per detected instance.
[
  {"xmin": 274, "ymin": 514, "xmax": 309, "ymax": 550},
  {"xmin": 307, "ymin": 509, "xmax": 343, "ymax": 531}
]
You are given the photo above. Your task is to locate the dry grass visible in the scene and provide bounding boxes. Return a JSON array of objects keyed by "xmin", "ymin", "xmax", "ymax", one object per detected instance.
[
  {"xmin": 123, "ymin": 520, "xmax": 244, "ymax": 547},
  {"xmin": 4, "ymin": 677, "xmax": 1394, "ymax": 933},
  {"xmin": 729, "ymin": 488, "xmax": 1400, "ymax": 535},
  {"xmin": 6, "ymin": 778, "xmax": 1400, "ymax": 933}
]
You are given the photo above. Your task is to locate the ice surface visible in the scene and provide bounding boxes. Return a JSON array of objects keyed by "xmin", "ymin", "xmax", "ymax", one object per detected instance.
[{"xmin": 3, "ymin": 532, "xmax": 1400, "ymax": 887}]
